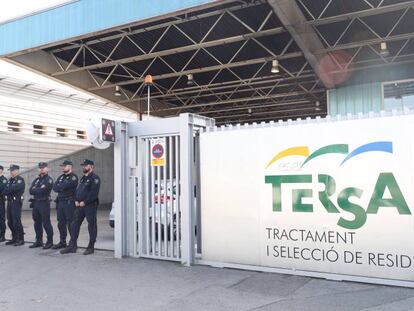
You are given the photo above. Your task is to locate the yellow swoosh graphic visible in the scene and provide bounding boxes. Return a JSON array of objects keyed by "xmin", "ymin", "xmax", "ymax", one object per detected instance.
[{"xmin": 265, "ymin": 146, "xmax": 309, "ymax": 169}]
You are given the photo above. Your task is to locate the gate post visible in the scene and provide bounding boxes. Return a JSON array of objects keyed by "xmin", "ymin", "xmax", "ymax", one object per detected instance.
[
  {"xmin": 114, "ymin": 121, "xmax": 129, "ymax": 258},
  {"xmin": 180, "ymin": 114, "xmax": 195, "ymax": 266}
]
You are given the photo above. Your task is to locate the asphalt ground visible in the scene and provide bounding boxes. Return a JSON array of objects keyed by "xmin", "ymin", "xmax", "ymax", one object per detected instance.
[
  {"xmin": 16, "ymin": 205, "xmax": 114, "ymax": 250},
  {"xmin": 1, "ymin": 244, "xmax": 414, "ymax": 311}
]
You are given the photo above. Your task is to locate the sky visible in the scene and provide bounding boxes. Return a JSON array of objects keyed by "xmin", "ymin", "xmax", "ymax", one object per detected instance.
[{"xmin": 0, "ymin": 0, "xmax": 92, "ymax": 94}]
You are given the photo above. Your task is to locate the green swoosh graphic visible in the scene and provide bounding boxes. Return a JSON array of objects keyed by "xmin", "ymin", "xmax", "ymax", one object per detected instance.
[{"xmin": 301, "ymin": 144, "xmax": 349, "ymax": 167}]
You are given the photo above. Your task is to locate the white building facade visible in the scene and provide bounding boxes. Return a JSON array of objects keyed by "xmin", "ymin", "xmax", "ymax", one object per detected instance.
[{"xmin": 0, "ymin": 75, "xmax": 137, "ymax": 171}]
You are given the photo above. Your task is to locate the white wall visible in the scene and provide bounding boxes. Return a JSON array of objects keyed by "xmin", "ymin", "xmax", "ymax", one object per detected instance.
[
  {"xmin": 0, "ymin": 75, "xmax": 137, "ymax": 170},
  {"xmin": 200, "ymin": 112, "xmax": 414, "ymax": 285}
]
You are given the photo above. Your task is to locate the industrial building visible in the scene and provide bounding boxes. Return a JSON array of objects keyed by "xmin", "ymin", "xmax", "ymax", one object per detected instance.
[{"xmin": 1, "ymin": 0, "xmax": 414, "ymax": 288}]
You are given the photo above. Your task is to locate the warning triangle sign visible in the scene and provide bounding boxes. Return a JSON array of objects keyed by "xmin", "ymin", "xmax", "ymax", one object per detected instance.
[{"xmin": 104, "ymin": 123, "xmax": 113, "ymax": 136}]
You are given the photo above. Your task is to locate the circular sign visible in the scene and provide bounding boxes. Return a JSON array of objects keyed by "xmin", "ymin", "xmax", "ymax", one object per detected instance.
[{"xmin": 152, "ymin": 144, "xmax": 164, "ymax": 159}]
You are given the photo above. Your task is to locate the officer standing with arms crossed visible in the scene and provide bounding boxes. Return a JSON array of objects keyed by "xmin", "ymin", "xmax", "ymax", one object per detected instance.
[
  {"xmin": 52, "ymin": 160, "xmax": 78, "ymax": 249},
  {"xmin": 29, "ymin": 162, "xmax": 54, "ymax": 249},
  {"xmin": 4, "ymin": 165, "xmax": 25, "ymax": 246},
  {"xmin": 61, "ymin": 159, "xmax": 100, "ymax": 255},
  {"xmin": 0, "ymin": 165, "xmax": 7, "ymax": 243}
]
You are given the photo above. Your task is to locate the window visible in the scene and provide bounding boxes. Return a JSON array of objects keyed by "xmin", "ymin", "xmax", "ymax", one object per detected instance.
[
  {"xmin": 383, "ymin": 80, "xmax": 414, "ymax": 111},
  {"xmin": 77, "ymin": 130, "xmax": 87, "ymax": 139},
  {"xmin": 33, "ymin": 124, "xmax": 46, "ymax": 135},
  {"xmin": 56, "ymin": 128, "xmax": 68, "ymax": 137},
  {"xmin": 7, "ymin": 121, "xmax": 21, "ymax": 132}
]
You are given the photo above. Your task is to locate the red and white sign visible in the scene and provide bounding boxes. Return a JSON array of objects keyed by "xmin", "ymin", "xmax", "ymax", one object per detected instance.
[
  {"xmin": 151, "ymin": 138, "xmax": 166, "ymax": 166},
  {"xmin": 101, "ymin": 119, "xmax": 116, "ymax": 142}
]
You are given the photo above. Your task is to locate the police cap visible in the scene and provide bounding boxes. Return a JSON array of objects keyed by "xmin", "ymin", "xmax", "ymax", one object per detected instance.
[
  {"xmin": 8, "ymin": 164, "xmax": 20, "ymax": 171},
  {"xmin": 60, "ymin": 160, "xmax": 73, "ymax": 166},
  {"xmin": 80, "ymin": 159, "xmax": 94, "ymax": 166}
]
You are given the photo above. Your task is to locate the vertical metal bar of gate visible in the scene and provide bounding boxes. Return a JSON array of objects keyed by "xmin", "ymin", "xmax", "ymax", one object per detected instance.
[
  {"xmin": 194, "ymin": 133, "xmax": 202, "ymax": 255},
  {"xmin": 168, "ymin": 136, "xmax": 173, "ymax": 258},
  {"xmin": 114, "ymin": 121, "xmax": 129, "ymax": 258},
  {"xmin": 145, "ymin": 139, "xmax": 150, "ymax": 255},
  {"xmin": 180, "ymin": 116, "xmax": 193, "ymax": 266},
  {"xmin": 150, "ymin": 151, "xmax": 156, "ymax": 256},
  {"xmin": 163, "ymin": 142, "xmax": 167, "ymax": 257},
  {"xmin": 157, "ymin": 162, "xmax": 161, "ymax": 256},
  {"xmin": 175, "ymin": 136, "xmax": 181, "ymax": 259}
]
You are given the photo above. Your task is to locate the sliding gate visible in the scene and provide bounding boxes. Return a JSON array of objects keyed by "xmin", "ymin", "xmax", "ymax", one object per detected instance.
[{"xmin": 128, "ymin": 114, "xmax": 214, "ymax": 265}]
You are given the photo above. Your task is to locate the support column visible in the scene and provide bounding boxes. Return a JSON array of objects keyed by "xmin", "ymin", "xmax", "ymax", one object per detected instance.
[
  {"xmin": 114, "ymin": 121, "xmax": 129, "ymax": 258},
  {"xmin": 180, "ymin": 114, "xmax": 195, "ymax": 266}
]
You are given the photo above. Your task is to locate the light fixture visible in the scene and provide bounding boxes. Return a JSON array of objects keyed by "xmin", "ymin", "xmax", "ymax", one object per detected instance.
[
  {"xmin": 144, "ymin": 75, "xmax": 153, "ymax": 117},
  {"xmin": 187, "ymin": 73, "xmax": 195, "ymax": 86},
  {"xmin": 315, "ymin": 101, "xmax": 322, "ymax": 111},
  {"xmin": 380, "ymin": 42, "xmax": 389, "ymax": 57},
  {"xmin": 248, "ymin": 108, "xmax": 252, "ymax": 115},
  {"xmin": 271, "ymin": 59, "xmax": 280, "ymax": 74},
  {"xmin": 394, "ymin": 83, "xmax": 402, "ymax": 99},
  {"xmin": 114, "ymin": 85, "xmax": 122, "ymax": 97}
]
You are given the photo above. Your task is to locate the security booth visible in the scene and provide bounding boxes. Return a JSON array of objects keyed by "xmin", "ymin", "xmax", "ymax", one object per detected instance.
[{"xmin": 113, "ymin": 114, "xmax": 214, "ymax": 265}]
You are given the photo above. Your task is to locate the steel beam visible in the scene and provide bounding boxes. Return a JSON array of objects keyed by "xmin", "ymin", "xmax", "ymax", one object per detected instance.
[
  {"xmin": 52, "ymin": 27, "xmax": 286, "ymax": 77},
  {"xmin": 116, "ymin": 72, "xmax": 316, "ymax": 104},
  {"xmin": 215, "ymin": 111, "xmax": 325, "ymax": 124},
  {"xmin": 50, "ymin": 1, "xmax": 266, "ymax": 54},
  {"xmin": 88, "ymin": 52, "xmax": 303, "ymax": 92},
  {"xmin": 197, "ymin": 99, "xmax": 312, "ymax": 115},
  {"xmin": 149, "ymin": 89, "xmax": 325, "ymax": 113},
  {"xmin": 307, "ymin": 1, "xmax": 414, "ymax": 25},
  {"xmin": 214, "ymin": 106, "xmax": 321, "ymax": 119},
  {"xmin": 269, "ymin": 0, "xmax": 327, "ymax": 84},
  {"xmin": 316, "ymin": 33, "xmax": 414, "ymax": 53},
  {"xmin": 146, "ymin": 78, "xmax": 318, "ymax": 102}
]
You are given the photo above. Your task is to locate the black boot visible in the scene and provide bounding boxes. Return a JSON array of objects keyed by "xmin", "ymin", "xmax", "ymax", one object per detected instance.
[
  {"xmin": 0, "ymin": 232, "xmax": 5, "ymax": 243},
  {"xmin": 60, "ymin": 244, "xmax": 77, "ymax": 254},
  {"xmin": 14, "ymin": 233, "xmax": 24, "ymax": 246},
  {"xmin": 83, "ymin": 243, "xmax": 95, "ymax": 255},
  {"xmin": 52, "ymin": 241, "xmax": 67, "ymax": 249},
  {"xmin": 29, "ymin": 240, "xmax": 43, "ymax": 248},
  {"xmin": 14, "ymin": 239, "xmax": 24, "ymax": 246},
  {"xmin": 43, "ymin": 241, "xmax": 53, "ymax": 249},
  {"xmin": 83, "ymin": 248, "xmax": 94, "ymax": 255},
  {"xmin": 5, "ymin": 234, "xmax": 16, "ymax": 245}
]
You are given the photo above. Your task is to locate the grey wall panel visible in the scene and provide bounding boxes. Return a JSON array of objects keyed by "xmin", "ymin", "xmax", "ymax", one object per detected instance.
[{"xmin": 7, "ymin": 145, "xmax": 114, "ymax": 210}]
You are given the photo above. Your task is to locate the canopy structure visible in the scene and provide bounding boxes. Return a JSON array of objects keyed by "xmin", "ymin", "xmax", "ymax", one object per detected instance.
[{"xmin": 1, "ymin": 0, "xmax": 414, "ymax": 124}]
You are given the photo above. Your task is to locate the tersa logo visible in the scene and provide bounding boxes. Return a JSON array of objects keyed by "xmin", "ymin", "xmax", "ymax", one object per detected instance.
[{"xmin": 264, "ymin": 142, "xmax": 411, "ymax": 230}]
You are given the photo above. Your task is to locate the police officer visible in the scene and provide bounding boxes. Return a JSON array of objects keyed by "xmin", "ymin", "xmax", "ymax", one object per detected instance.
[
  {"xmin": 0, "ymin": 165, "xmax": 7, "ymax": 242},
  {"xmin": 3, "ymin": 165, "xmax": 25, "ymax": 246},
  {"xmin": 61, "ymin": 159, "xmax": 100, "ymax": 255},
  {"xmin": 29, "ymin": 162, "xmax": 54, "ymax": 249},
  {"xmin": 52, "ymin": 160, "xmax": 78, "ymax": 249}
]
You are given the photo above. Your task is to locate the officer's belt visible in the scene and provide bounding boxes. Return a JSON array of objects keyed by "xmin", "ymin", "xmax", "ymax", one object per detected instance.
[
  {"xmin": 57, "ymin": 196, "xmax": 74, "ymax": 201},
  {"xmin": 7, "ymin": 196, "xmax": 23, "ymax": 202},
  {"xmin": 32, "ymin": 197, "xmax": 50, "ymax": 201}
]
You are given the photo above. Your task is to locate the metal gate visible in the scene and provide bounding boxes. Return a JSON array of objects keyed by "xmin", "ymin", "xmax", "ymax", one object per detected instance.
[
  {"xmin": 122, "ymin": 114, "xmax": 214, "ymax": 265},
  {"xmin": 138, "ymin": 135, "xmax": 181, "ymax": 261}
]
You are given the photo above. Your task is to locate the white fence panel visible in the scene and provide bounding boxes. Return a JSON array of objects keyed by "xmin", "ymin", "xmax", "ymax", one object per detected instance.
[{"xmin": 200, "ymin": 112, "xmax": 414, "ymax": 287}]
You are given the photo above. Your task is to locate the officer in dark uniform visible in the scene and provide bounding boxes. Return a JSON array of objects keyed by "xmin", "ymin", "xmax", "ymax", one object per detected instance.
[
  {"xmin": 29, "ymin": 162, "xmax": 54, "ymax": 249},
  {"xmin": 3, "ymin": 165, "xmax": 25, "ymax": 246},
  {"xmin": 0, "ymin": 165, "xmax": 7, "ymax": 243},
  {"xmin": 61, "ymin": 159, "xmax": 100, "ymax": 255},
  {"xmin": 52, "ymin": 160, "xmax": 78, "ymax": 249}
]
